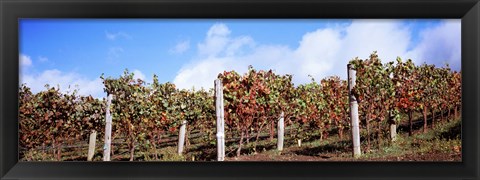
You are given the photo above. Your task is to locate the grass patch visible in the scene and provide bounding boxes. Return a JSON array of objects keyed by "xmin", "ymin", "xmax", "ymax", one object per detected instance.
[
  {"xmin": 156, "ymin": 147, "xmax": 186, "ymax": 161},
  {"xmin": 356, "ymin": 117, "xmax": 461, "ymax": 160}
]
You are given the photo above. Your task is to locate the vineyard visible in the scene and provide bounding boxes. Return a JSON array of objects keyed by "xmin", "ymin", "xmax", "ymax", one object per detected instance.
[{"xmin": 19, "ymin": 52, "xmax": 462, "ymax": 161}]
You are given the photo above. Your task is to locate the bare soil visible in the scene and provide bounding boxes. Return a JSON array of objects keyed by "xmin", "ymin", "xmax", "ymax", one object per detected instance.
[{"xmin": 227, "ymin": 151, "xmax": 461, "ymax": 161}]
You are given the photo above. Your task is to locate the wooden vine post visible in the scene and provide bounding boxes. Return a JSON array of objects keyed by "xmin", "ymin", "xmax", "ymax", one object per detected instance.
[
  {"xmin": 277, "ymin": 111, "xmax": 284, "ymax": 151},
  {"xmin": 347, "ymin": 64, "xmax": 361, "ymax": 157},
  {"xmin": 87, "ymin": 130, "xmax": 97, "ymax": 161},
  {"xmin": 215, "ymin": 79, "xmax": 225, "ymax": 161},
  {"xmin": 177, "ymin": 120, "xmax": 187, "ymax": 154},
  {"xmin": 389, "ymin": 112, "xmax": 397, "ymax": 142},
  {"xmin": 103, "ymin": 94, "xmax": 113, "ymax": 161},
  {"xmin": 390, "ymin": 124, "xmax": 397, "ymax": 142}
]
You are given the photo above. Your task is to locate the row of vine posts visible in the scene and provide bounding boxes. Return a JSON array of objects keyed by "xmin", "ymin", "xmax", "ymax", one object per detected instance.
[
  {"xmin": 19, "ymin": 52, "xmax": 460, "ymax": 161},
  {"xmin": 95, "ymin": 55, "xmax": 459, "ymax": 161}
]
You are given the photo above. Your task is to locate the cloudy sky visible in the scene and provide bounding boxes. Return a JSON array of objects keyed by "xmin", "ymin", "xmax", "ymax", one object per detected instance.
[{"xmin": 20, "ymin": 19, "xmax": 461, "ymax": 99}]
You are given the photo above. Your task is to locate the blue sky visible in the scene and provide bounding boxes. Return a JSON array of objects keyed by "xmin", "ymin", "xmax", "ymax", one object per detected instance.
[{"xmin": 19, "ymin": 19, "xmax": 461, "ymax": 99}]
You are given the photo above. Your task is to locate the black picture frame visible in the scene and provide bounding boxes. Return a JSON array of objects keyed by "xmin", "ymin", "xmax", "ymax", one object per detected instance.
[{"xmin": 1, "ymin": 0, "xmax": 479, "ymax": 179}]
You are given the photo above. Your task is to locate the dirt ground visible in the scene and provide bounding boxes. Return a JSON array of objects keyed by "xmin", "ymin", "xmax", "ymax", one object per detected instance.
[
  {"xmin": 225, "ymin": 117, "xmax": 462, "ymax": 162},
  {"xmin": 21, "ymin": 113, "xmax": 462, "ymax": 162},
  {"xmin": 227, "ymin": 151, "xmax": 461, "ymax": 161}
]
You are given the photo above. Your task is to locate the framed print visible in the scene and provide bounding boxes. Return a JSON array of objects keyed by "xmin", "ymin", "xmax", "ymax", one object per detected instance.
[{"xmin": 1, "ymin": 0, "xmax": 479, "ymax": 179}]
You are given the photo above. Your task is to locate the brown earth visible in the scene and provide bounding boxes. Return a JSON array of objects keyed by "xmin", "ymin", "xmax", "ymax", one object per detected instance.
[{"xmin": 226, "ymin": 151, "xmax": 461, "ymax": 162}]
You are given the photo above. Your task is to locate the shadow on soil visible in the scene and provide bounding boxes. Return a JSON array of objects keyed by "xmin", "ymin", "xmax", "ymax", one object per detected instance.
[
  {"xmin": 396, "ymin": 108, "xmax": 460, "ymax": 133},
  {"xmin": 438, "ymin": 121, "xmax": 461, "ymax": 140},
  {"xmin": 291, "ymin": 140, "xmax": 352, "ymax": 157}
]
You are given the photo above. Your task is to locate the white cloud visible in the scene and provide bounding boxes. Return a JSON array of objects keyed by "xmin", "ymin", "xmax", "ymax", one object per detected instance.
[
  {"xmin": 170, "ymin": 40, "xmax": 190, "ymax": 54},
  {"xmin": 174, "ymin": 57, "xmax": 247, "ymax": 90},
  {"xmin": 207, "ymin": 23, "xmax": 231, "ymax": 37},
  {"xmin": 225, "ymin": 36, "xmax": 255, "ymax": 57},
  {"xmin": 198, "ymin": 23, "xmax": 232, "ymax": 57},
  {"xmin": 132, "ymin": 69, "xmax": 146, "ymax": 81},
  {"xmin": 38, "ymin": 56, "xmax": 49, "ymax": 62},
  {"xmin": 293, "ymin": 28, "xmax": 342, "ymax": 79},
  {"xmin": 326, "ymin": 20, "xmax": 412, "ymax": 78},
  {"xmin": 131, "ymin": 69, "xmax": 155, "ymax": 85},
  {"xmin": 173, "ymin": 20, "xmax": 460, "ymax": 90},
  {"xmin": 20, "ymin": 68, "xmax": 150, "ymax": 99},
  {"xmin": 21, "ymin": 69, "xmax": 106, "ymax": 99},
  {"xmin": 105, "ymin": 31, "xmax": 131, "ymax": 40},
  {"xmin": 20, "ymin": 54, "xmax": 32, "ymax": 67},
  {"xmin": 404, "ymin": 20, "xmax": 461, "ymax": 70}
]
